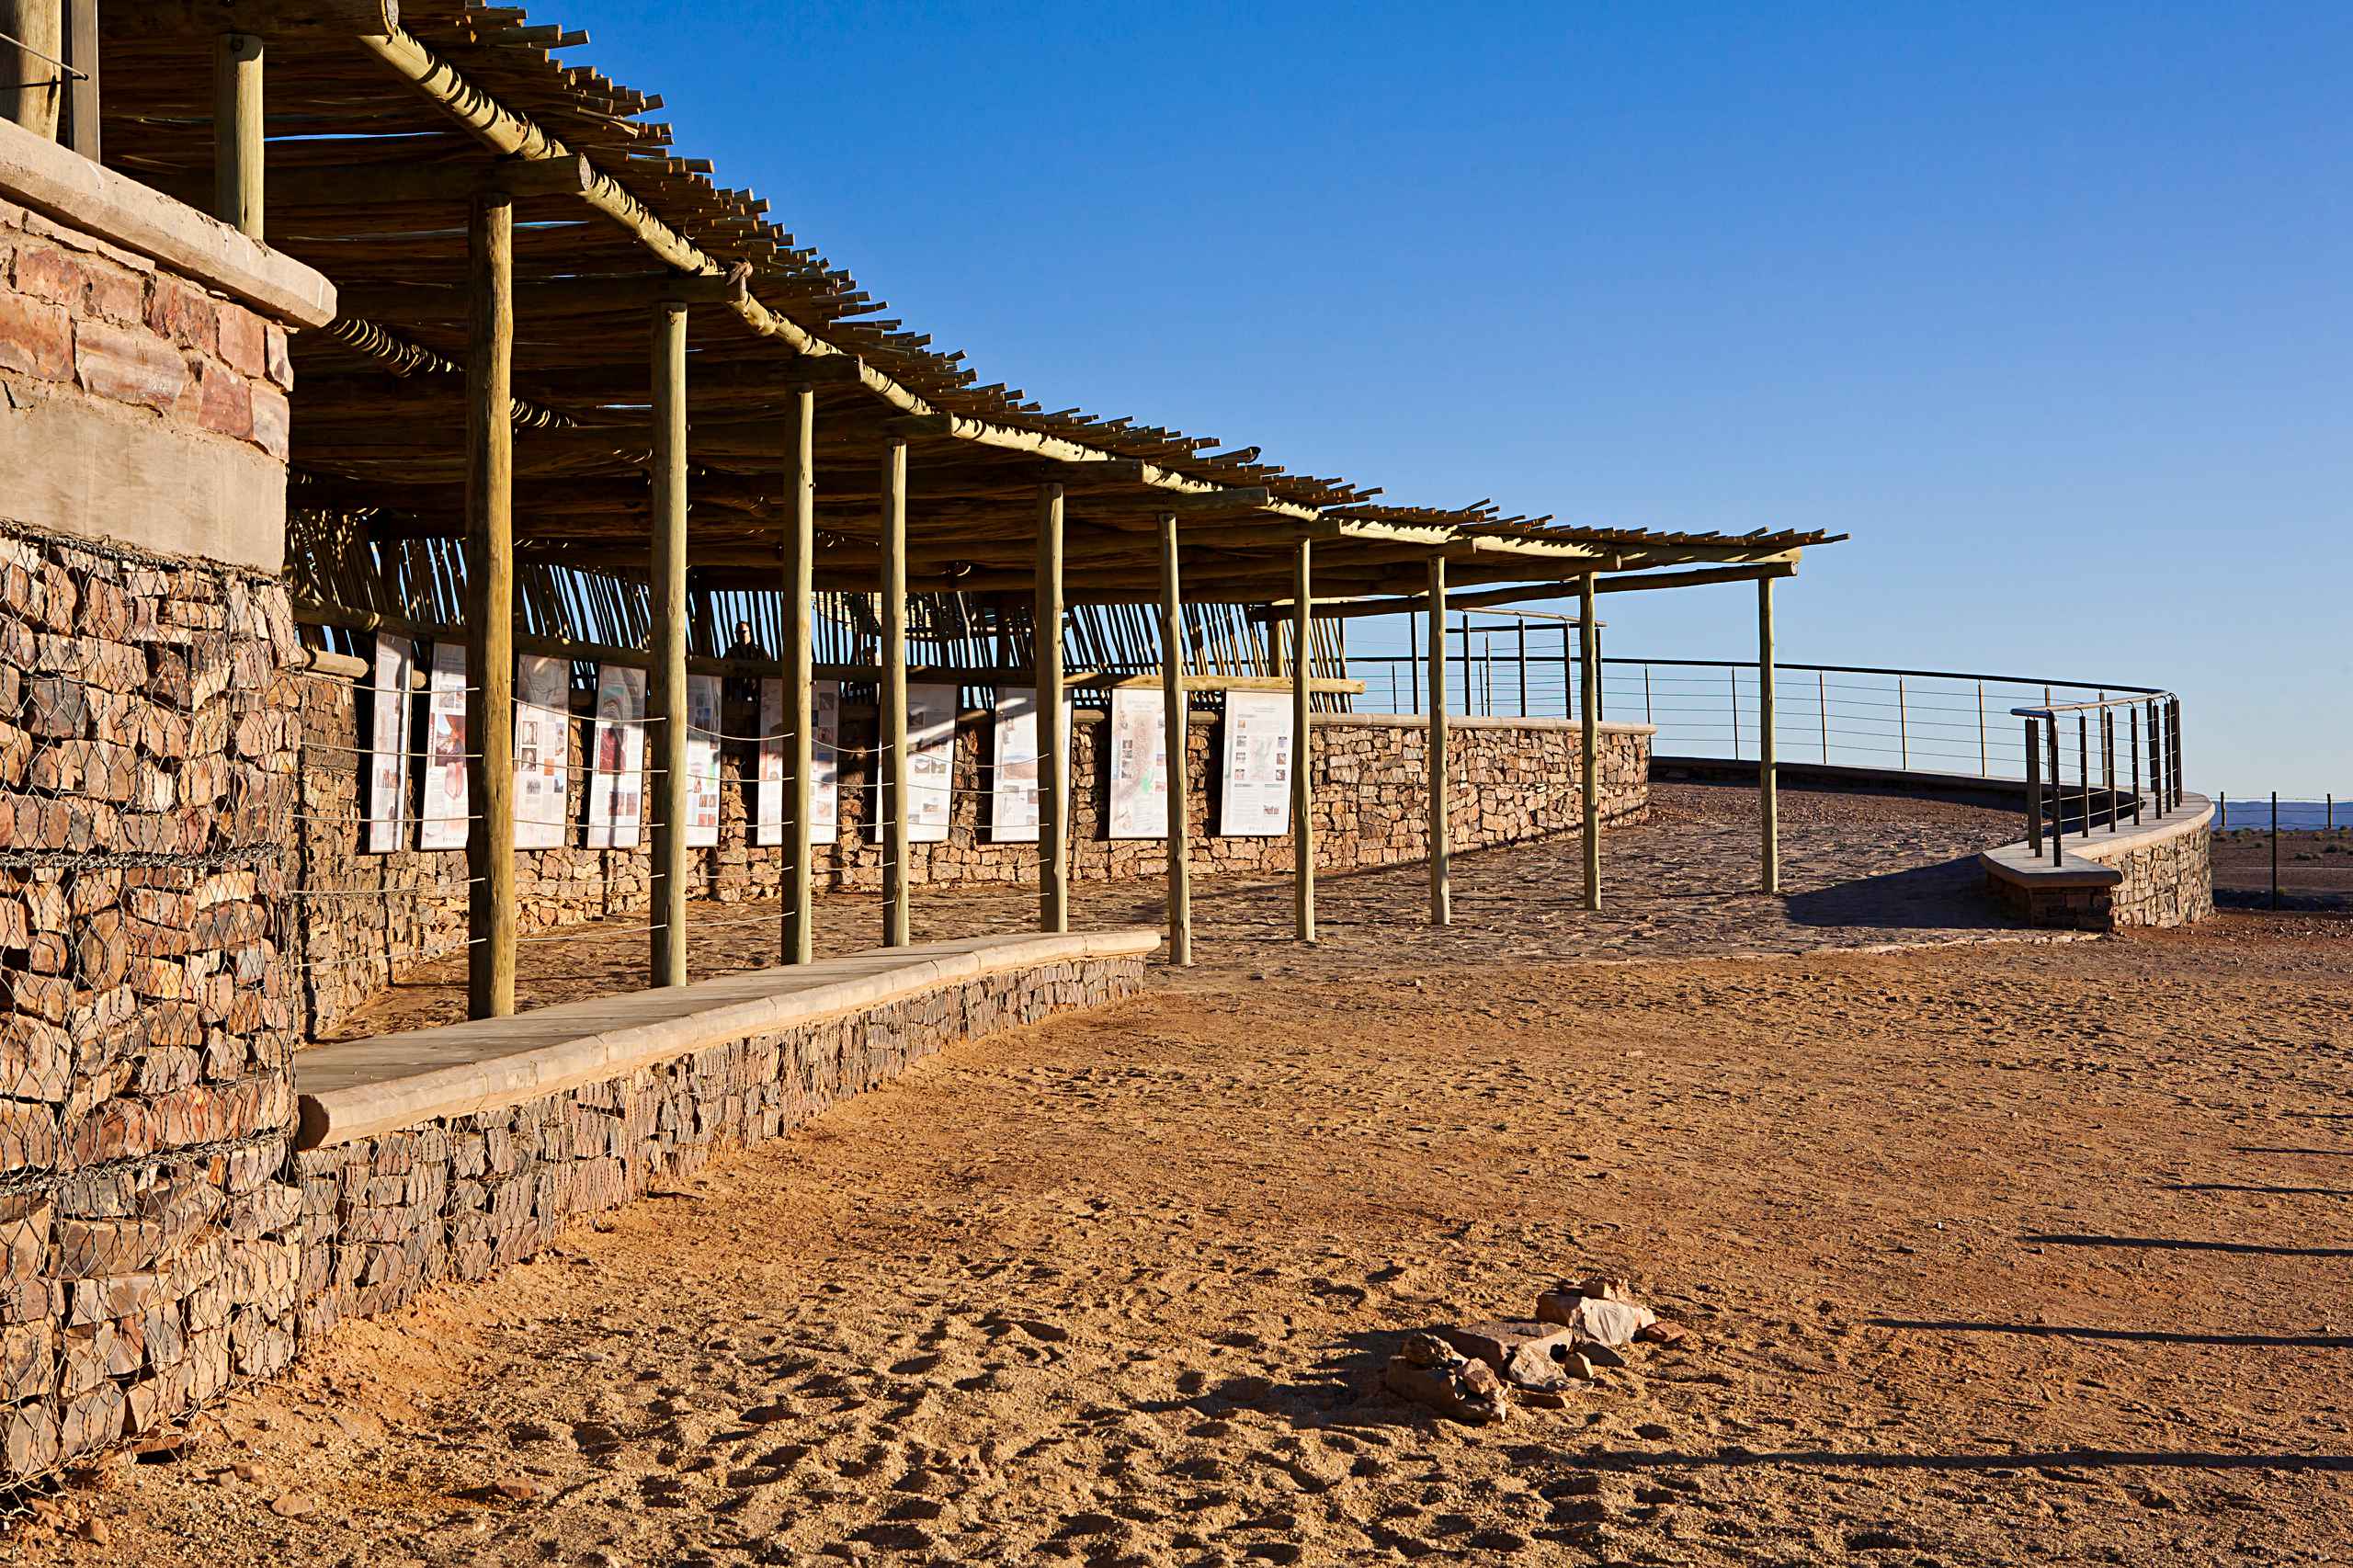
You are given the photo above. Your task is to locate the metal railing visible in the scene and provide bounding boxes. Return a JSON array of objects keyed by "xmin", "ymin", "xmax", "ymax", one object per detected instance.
[
  {"xmin": 2012, "ymin": 693, "xmax": 2184, "ymax": 865},
  {"xmin": 1341, "ymin": 636, "xmax": 2171, "ymax": 778}
]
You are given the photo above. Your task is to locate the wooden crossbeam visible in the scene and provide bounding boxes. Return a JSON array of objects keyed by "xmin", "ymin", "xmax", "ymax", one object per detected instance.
[{"xmin": 338, "ymin": 268, "xmax": 744, "ymax": 323}]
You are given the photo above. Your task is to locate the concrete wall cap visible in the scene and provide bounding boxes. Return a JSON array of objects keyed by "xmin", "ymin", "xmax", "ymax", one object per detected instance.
[
  {"xmin": 0, "ymin": 116, "xmax": 335, "ymax": 327},
  {"xmin": 1313, "ymin": 711, "xmax": 1657, "ymax": 738},
  {"xmin": 294, "ymin": 930, "xmax": 1159, "ymax": 1149},
  {"xmin": 1979, "ymin": 793, "xmax": 2212, "ymax": 888}
]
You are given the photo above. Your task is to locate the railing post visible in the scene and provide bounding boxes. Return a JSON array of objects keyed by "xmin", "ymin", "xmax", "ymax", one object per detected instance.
[
  {"xmin": 2077, "ymin": 713, "xmax": 2089, "ymax": 842},
  {"xmin": 1977, "ymin": 681, "xmax": 1987, "ymax": 776},
  {"xmin": 1644, "ymin": 664, "xmax": 1654, "ymax": 726},
  {"xmin": 2047, "ymin": 718, "xmax": 2063, "ymax": 865},
  {"xmin": 2171, "ymin": 697, "xmax": 2183, "ymax": 810},
  {"xmin": 2129, "ymin": 706, "xmax": 2143, "ymax": 826},
  {"xmin": 2271, "ymin": 790, "xmax": 2280, "ymax": 911},
  {"xmin": 2103, "ymin": 708, "xmax": 2117, "ymax": 832},
  {"xmin": 2024, "ymin": 718, "xmax": 2043, "ymax": 855},
  {"xmin": 1517, "ymin": 618, "xmax": 1528, "ymax": 719},
  {"xmin": 1817, "ymin": 669, "xmax": 1827, "ymax": 762},
  {"xmin": 1898, "ymin": 676, "xmax": 1909, "ymax": 771}
]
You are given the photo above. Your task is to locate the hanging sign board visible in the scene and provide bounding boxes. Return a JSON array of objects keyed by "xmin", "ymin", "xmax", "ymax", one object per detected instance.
[
  {"xmin": 585, "ymin": 664, "xmax": 645, "ymax": 849},
  {"xmin": 988, "ymin": 686, "xmax": 1059, "ymax": 843},
  {"xmin": 1219, "ymin": 689, "xmax": 1293, "ymax": 837},
  {"xmin": 811, "ymin": 680, "xmax": 842, "ymax": 843},
  {"xmin": 514, "ymin": 653, "xmax": 570, "ymax": 849},
  {"xmin": 687, "ymin": 673, "xmax": 722, "ymax": 848},
  {"xmin": 417, "ymin": 642, "xmax": 471, "ymax": 851},
  {"xmin": 754, "ymin": 678, "xmax": 786, "ymax": 848},
  {"xmin": 907, "ymin": 683, "xmax": 958, "ymax": 843},
  {"xmin": 1107, "ymin": 687, "xmax": 1171, "ymax": 840},
  {"xmin": 365, "ymin": 633, "xmax": 413, "ymax": 855}
]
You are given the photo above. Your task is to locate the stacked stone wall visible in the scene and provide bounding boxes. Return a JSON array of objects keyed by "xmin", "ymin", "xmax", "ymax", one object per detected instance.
[
  {"xmin": 0, "ymin": 520, "xmax": 306, "ymax": 1484},
  {"xmin": 0, "ymin": 190, "xmax": 293, "ymax": 463},
  {"xmin": 290, "ymin": 667, "xmax": 1650, "ymax": 1035},
  {"xmin": 292, "ymin": 954, "xmax": 1143, "ymax": 1336}
]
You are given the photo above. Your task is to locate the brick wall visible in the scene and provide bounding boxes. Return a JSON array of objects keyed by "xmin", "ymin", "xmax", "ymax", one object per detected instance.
[
  {"xmin": 290, "ymin": 669, "xmax": 1652, "ymax": 1035},
  {"xmin": 0, "ymin": 520, "xmax": 307, "ymax": 1483},
  {"xmin": 0, "ymin": 195, "xmax": 293, "ymax": 462}
]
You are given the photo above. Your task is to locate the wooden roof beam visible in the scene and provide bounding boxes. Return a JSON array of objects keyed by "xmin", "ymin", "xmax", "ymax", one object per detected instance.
[
  {"xmin": 110, "ymin": 0, "xmax": 398, "ymax": 36},
  {"xmin": 337, "ymin": 270, "xmax": 745, "ymax": 324}
]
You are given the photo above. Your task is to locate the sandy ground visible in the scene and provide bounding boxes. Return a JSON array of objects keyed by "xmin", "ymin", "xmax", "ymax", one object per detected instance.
[
  {"xmin": 15, "ymin": 788, "xmax": 2352, "ymax": 1565},
  {"xmin": 12, "ymin": 915, "xmax": 2353, "ymax": 1561}
]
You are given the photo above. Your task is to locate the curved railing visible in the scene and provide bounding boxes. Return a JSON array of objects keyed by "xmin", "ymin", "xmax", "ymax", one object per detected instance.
[{"xmin": 1341, "ymin": 642, "xmax": 2172, "ymax": 789}]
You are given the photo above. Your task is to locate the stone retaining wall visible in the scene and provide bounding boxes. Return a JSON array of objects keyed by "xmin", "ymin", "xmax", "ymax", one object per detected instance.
[
  {"xmin": 291, "ymin": 663, "xmax": 1652, "ymax": 1035},
  {"xmin": 290, "ymin": 952, "xmax": 1142, "ymax": 1336},
  {"xmin": 0, "ymin": 522, "xmax": 309, "ymax": 1484},
  {"xmin": 1981, "ymin": 799, "xmax": 2214, "ymax": 931}
]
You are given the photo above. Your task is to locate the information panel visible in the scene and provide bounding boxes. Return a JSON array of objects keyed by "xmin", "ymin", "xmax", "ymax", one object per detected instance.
[
  {"xmin": 1107, "ymin": 687, "xmax": 1171, "ymax": 840},
  {"xmin": 417, "ymin": 642, "xmax": 471, "ymax": 851},
  {"xmin": 686, "ymin": 673, "xmax": 722, "ymax": 848},
  {"xmin": 514, "ymin": 653, "xmax": 570, "ymax": 849},
  {"xmin": 754, "ymin": 678, "xmax": 786, "ymax": 848},
  {"xmin": 1218, "ymin": 689, "xmax": 1293, "ymax": 837},
  {"xmin": 987, "ymin": 686, "xmax": 1063, "ymax": 843},
  {"xmin": 364, "ymin": 633, "xmax": 413, "ymax": 855},
  {"xmin": 584, "ymin": 663, "xmax": 645, "ymax": 849},
  {"xmin": 811, "ymin": 680, "xmax": 841, "ymax": 841}
]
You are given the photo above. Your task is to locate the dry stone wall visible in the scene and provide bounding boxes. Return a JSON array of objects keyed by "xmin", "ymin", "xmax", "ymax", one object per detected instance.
[
  {"xmin": 290, "ymin": 670, "xmax": 1651, "ymax": 1036},
  {"xmin": 0, "ymin": 519, "xmax": 307, "ymax": 1485},
  {"xmin": 292, "ymin": 954, "xmax": 1142, "ymax": 1336}
]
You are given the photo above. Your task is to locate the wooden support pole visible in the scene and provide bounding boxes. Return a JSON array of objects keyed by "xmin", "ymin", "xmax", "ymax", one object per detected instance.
[
  {"xmin": 779, "ymin": 387, "xmax": 815, "ymax": 964},
  {"xmin": 1159, "ymin": 514, "xmax": 1193, "ymax": 965},
  {"xmin": 1036, "ymin": 483, "xmax": 1069, "ymax": 934},
  {"xmin": 463, "ymin": 192, "xmax": 515, "ymax": 1020},
  {"xmin": 213, "ymin": 32, "xmax": 265, "ymax": 240},
  {"xmin": 647, "ymin": 302, "xmax": 689, "ymax": 987},
  {"xmin": 61, "ymin": 0, "xmax": 97, "ymax": 158},
  {"xmin": 1580, "ymin": 573, "xmax": 1601, "ymax": 912},
  {"xmin": 0, "ymin": 0, "xmax": 63, "ymax": 140},
  {"xmin": 1291, "ymin": 537, "xmax": 1315, "ymax": 943},
  {"xmin": 1427, "ymin": 554, "xmax": 1451, "ymax": 926},
  {"xmin": 881, "ymin": 439, "xmax": 911, "ymax": 948},
  {"xmin": 1757, "ymin": 574, "xmax": 1779, "ymax": 894}
]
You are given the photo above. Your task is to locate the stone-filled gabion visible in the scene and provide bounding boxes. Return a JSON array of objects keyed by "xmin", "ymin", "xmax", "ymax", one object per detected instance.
[{"xmin": 0, "ymin": 519, "xmax": 305, "ymax": 1484}]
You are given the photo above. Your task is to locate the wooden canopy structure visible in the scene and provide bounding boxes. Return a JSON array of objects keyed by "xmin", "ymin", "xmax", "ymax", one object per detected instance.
[{"xmin": 51, "ymin": 0, "xmax": 1844, "ymax": 1013}]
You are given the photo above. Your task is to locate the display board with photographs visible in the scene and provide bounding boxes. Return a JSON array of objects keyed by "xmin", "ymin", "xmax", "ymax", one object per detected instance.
[
  {"xmin": 364, "ymin": 633, "xmax": 413, "ymax": 854},
  {"xmin": 417, "ymin": 642, "xmax": 471, "ymax": 851},
  {"xmin": 514, "ymin": 653, "xmax": 571, "ymax": 849},
  {"xmin": 1107, "ymin": 687, "xmax": 1172, "ymax": 840},
  {"xmin": 1218, "ymin": 689, "xmax": 1293, "ymax": 837},
  {"xmin": 584, "ymin": 664, "xmax": 645, "ymax": 849},
  {"xmin": 686, "ymin": 673, "xmax": 722, "ymax": 848},
  {"xmin": 987, "ymin": 686, "xmax": 1067, "ymax": 843}
]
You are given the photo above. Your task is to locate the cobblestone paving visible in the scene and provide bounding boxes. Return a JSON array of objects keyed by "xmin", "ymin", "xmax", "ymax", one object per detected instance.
[{"xmin": 328, "ymin": 784, "xmax": 2056, "ymax": 1039}]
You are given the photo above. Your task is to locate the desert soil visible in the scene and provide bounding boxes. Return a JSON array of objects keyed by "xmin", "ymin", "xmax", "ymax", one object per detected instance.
[{"xmin": 13, "ymin": 790, "xmax": 2353, "ymax": 1566}]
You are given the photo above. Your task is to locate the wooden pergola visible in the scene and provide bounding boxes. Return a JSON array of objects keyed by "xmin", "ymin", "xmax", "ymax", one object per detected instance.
[{"xmin": 63, "ymin": 0, "xmax": 1840, "ymax": 1016}]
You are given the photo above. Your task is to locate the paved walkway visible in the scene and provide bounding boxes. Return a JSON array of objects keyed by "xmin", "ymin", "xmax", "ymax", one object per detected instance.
[{"xmin": 324, "ymin": 784, "xmax": 2052, "ymax": 1040}]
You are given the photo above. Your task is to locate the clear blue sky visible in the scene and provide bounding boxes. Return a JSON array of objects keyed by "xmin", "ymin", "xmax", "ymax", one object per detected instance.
[{"xmin": 554, "ymin": 2, "xmax": 2350, "ymax": 794}]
